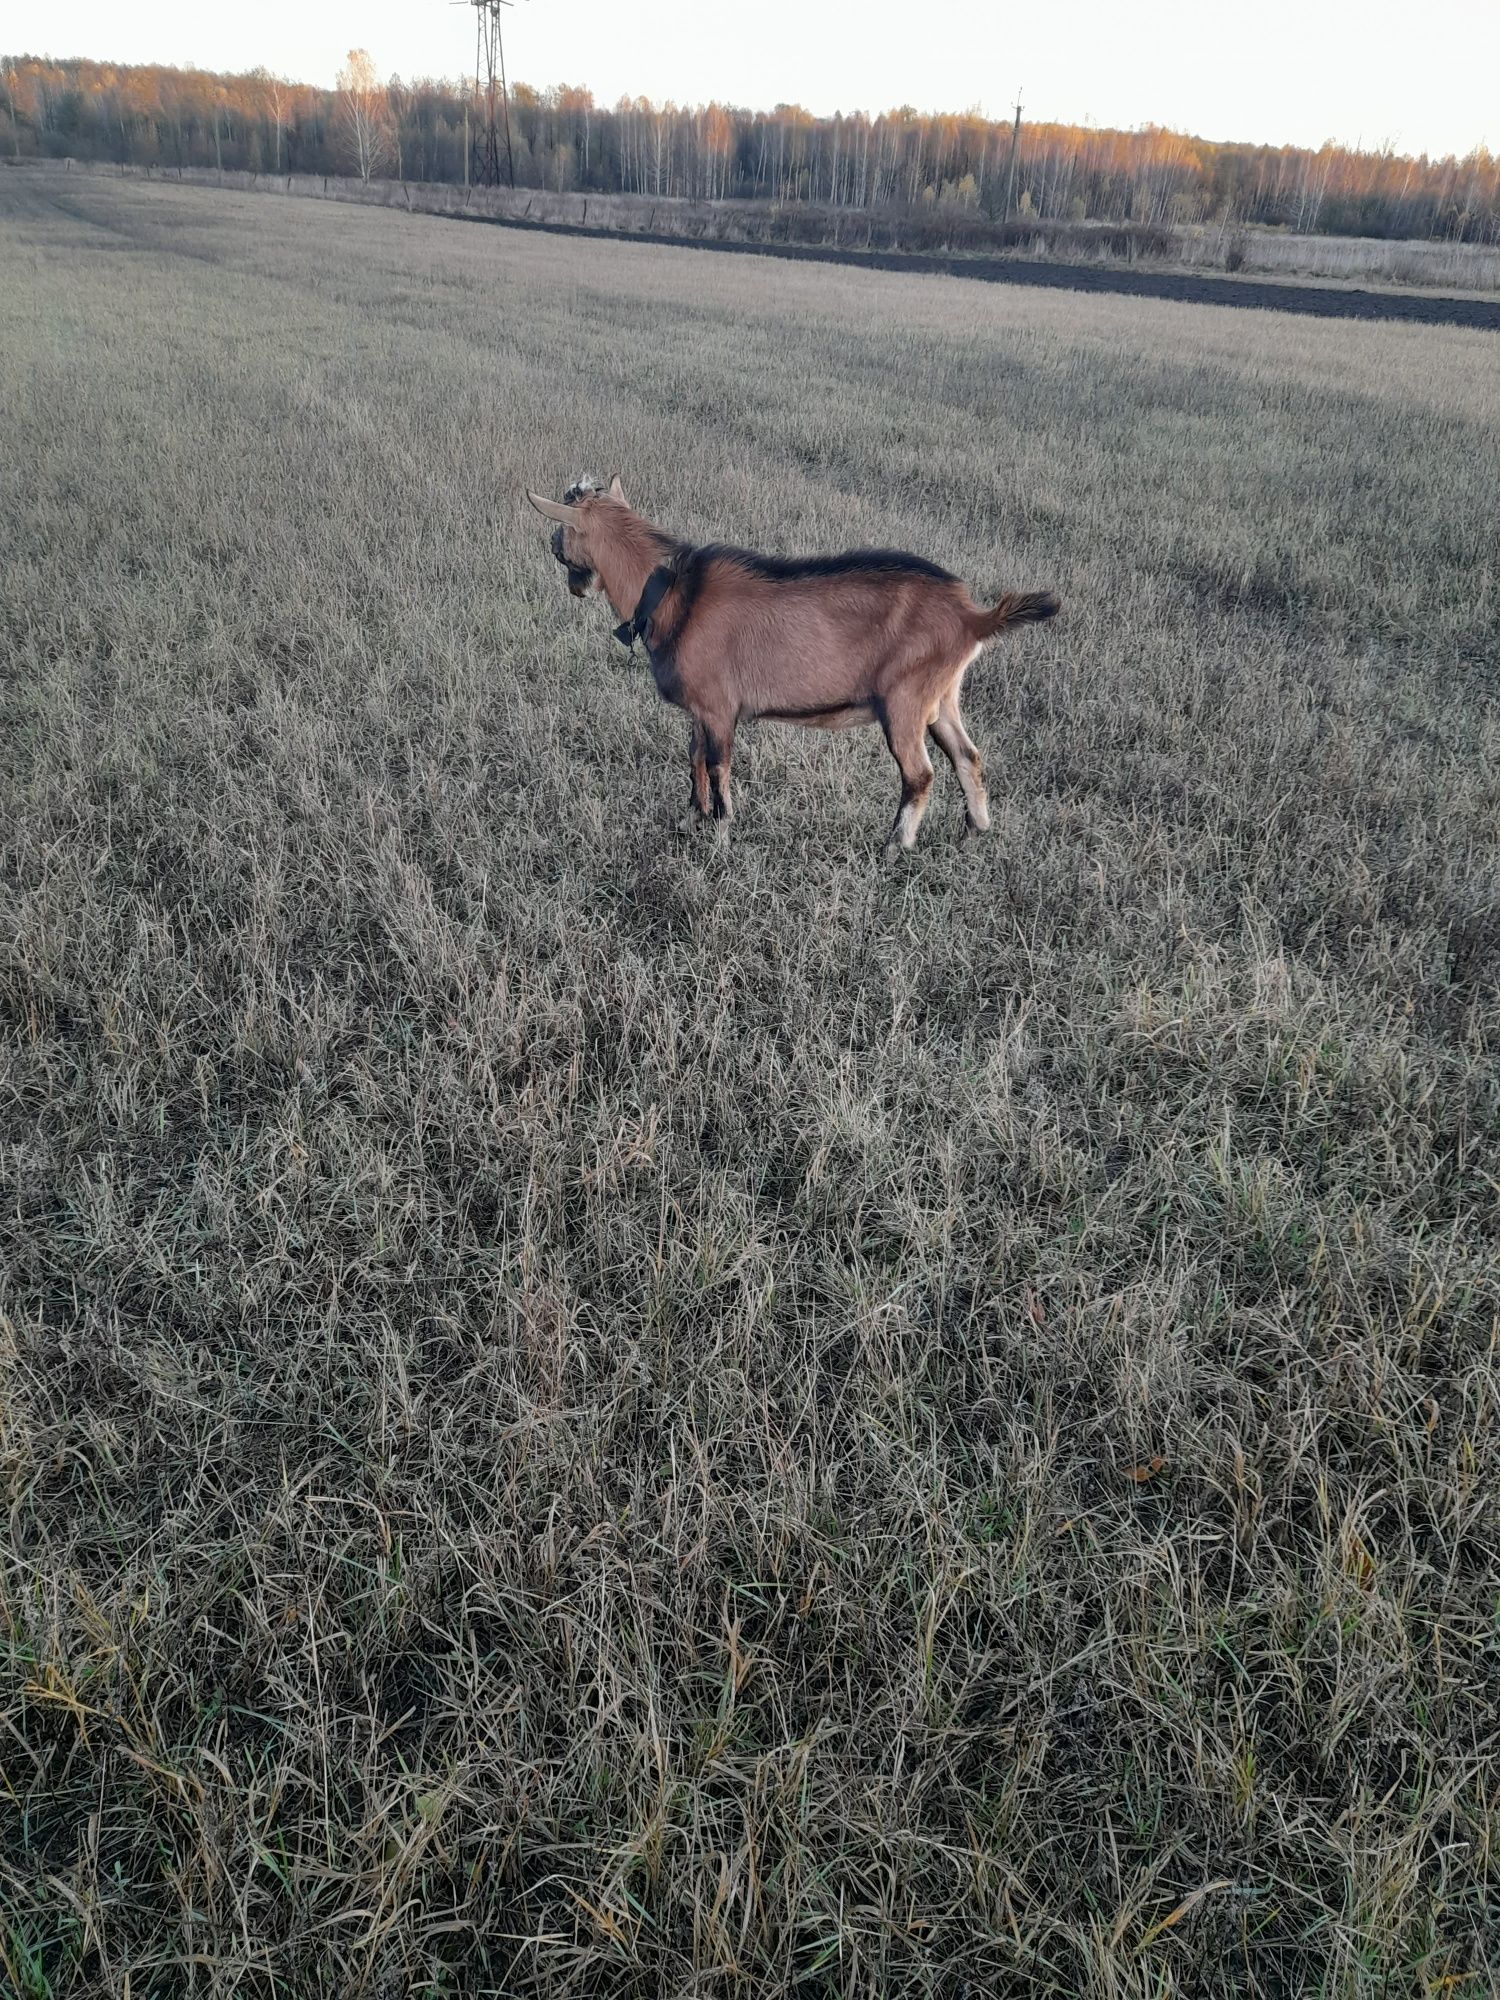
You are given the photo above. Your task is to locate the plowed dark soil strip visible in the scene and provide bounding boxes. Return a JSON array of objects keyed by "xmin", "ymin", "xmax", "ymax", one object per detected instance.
[{"xmin": 462, "ymin": 210, "xmax": 1500, "ymax": 330}]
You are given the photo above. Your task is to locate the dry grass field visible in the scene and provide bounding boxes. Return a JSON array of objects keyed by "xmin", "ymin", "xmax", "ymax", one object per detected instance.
[
  {"xmin": 28, "ymin": 164, "xmax": 1500, "ymax": 312},
  {"xmin": 1195, "ymin": 228, "xmax": 1500, "ymax": 293},
  {"xmin": 2, "ymin": 174, "xmax": 1499, "ymax": 1998}
]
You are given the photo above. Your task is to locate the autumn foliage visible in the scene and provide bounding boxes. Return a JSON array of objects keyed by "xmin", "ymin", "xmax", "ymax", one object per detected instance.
[{"xmin": 3, "ymin": 53, "xmax": 1498, "ymax": 243}]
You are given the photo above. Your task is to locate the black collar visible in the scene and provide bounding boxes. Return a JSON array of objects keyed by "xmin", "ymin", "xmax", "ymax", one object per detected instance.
[{"xmin": 613, "ymin": 565, "xmax": 675, "ymax": 650}]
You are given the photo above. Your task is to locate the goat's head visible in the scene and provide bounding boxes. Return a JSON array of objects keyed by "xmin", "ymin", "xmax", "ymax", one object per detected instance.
[{"xmin": 527, "ymin": 474, "xmax": 627, "ymax": 597}]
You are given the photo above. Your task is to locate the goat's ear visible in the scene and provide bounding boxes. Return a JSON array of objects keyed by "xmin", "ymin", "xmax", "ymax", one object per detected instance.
[
  {"xmin": 608, "ymin": 474, "xmax": 626, "ymax": 501},
  {"xmin": 528, "ymin": 491, "xmax": 581, "ymax": 524}
]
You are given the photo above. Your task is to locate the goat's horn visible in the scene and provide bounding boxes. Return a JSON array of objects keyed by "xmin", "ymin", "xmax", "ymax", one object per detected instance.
[{"xmin": 527, "ymin": 491, "xmax": 581, "ymax": 524}]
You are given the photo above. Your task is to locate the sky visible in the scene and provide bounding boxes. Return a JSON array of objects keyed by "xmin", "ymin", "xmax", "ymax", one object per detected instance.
[{"xmin": 9, "ymin": 0, "xmax": 1497, "ymax": 161}]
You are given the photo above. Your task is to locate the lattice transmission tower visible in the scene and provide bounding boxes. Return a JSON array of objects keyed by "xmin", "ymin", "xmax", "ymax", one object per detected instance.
[{"xmin": 456, "ymin": 0, "xmax": 515, "ymax": 187}]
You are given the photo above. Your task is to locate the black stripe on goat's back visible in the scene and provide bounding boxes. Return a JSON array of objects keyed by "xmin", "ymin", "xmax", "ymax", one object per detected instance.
[{"xmin": 697, "ymin": 545, "xmax": 958, "ymax": 585}]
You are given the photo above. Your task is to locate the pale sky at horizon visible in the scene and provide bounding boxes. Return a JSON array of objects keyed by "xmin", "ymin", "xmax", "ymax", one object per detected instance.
[{"xmin": 8, "ymin": 0, "xmax": 1496, "ymax": 161}]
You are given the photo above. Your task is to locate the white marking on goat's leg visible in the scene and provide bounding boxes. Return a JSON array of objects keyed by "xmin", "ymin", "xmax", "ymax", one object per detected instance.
[{"xmin": 892, "ymin": 787, "xmax": 931, "ymax": 850}]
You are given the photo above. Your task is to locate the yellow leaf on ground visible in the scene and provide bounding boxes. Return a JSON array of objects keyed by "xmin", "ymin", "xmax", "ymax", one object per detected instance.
[{"xmin": 1138, "ymin": 1878, "xmax": 1233, "ymax": 1948}]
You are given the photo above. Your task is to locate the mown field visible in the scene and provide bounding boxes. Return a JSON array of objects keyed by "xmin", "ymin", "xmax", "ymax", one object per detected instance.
[
  {"xmin": 2, "ymin": 173, "xmax": 1498, "ymax": 1999},
  {"xmin": 21, "ymin": 165, "xmax": 1500, "ymax": 330}
]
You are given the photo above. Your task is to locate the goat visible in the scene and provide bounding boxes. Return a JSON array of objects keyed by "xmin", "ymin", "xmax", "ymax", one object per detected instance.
[{"xmin": 528, "ymin": 475, "xmax": 1059, "ymax": 854}]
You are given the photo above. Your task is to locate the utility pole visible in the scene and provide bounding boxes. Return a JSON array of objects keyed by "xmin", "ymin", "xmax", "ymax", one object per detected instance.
[{"xmin": 1003, "ymin": 89, "xmax": 1023, "ymax": 220}]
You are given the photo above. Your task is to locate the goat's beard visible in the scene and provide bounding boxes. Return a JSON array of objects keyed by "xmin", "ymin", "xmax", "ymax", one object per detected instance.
[{"xmin": 551, "ymin": 523, "xmax": 594, "ymax": 597}]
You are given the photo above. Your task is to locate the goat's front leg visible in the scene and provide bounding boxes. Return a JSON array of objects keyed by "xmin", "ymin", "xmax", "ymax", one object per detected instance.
[
  {"xmin": 680, "ymin": 718, "xmax": 713, "ymax": 829},
  {"xmin": 703, "ymin": 717, "xmax": 736, "ymax": 825}
]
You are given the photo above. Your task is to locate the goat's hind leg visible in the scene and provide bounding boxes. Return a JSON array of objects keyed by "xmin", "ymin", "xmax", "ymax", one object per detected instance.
[
  {"xmin": 878, "ymin": 697, "xmax": 935, "ymax": 860},
  {"xmin": 930, "ymin": 691, "xmax": 990, "ymax": 842}
]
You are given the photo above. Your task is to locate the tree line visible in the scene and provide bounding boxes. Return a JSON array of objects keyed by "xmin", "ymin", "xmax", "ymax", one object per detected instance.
[{"xmin": 5, "ymin": 52, "xmax": 1498, "ymax": 244}]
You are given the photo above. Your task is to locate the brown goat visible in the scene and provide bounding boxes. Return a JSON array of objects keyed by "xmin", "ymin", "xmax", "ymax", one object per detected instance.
[{"xmin": 528, "ymin": 475, "xmax": 1059, "ymax": 853}]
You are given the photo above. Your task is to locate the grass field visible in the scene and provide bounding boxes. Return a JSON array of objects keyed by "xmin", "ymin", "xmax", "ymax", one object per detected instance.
[{"xmin": 2, "ymin": 173, "xmax": 1499, "ymax": 1998}]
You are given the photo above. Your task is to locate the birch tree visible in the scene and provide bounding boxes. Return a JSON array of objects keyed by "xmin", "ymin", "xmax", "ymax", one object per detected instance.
[{"xmin": 337, "ymin": 49, "xmax": 389, "ymax": 183}]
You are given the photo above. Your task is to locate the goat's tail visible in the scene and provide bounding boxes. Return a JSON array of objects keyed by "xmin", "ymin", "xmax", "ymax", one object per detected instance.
[{"xmin": 970, "ymin": 590, "xmax": 1061, "ymax": 640}]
